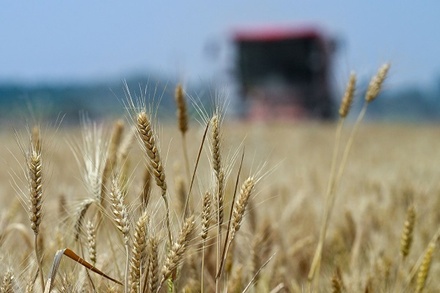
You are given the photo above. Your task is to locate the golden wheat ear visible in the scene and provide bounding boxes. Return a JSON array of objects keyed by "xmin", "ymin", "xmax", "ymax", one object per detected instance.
[
  {"xmin": 175, "ymin": 83, "xmax": 189, "ymax": 135},
  {"xmin": 175, "ymin": 83, "xmax": 191, "ymax": 186},
  {"xmin": 0, "ymin": 271, "xmax": 14, "ymax": 293},
  {"xmin": 339, "ymin": 72, "xmax": 356, "ymax": 118},
  {"xmin": 136, "ymin": 111, "xmax": 167, "ymax": 194},
  {"xmin": 147, "ymin": 236, "xmax": 160, "ymax": 293},
  {"xmin": 109, "ymin": 177, "xmax": 130, "ymax": 292},
  {"xmin": 365, "ymin": 63, "xmax": 391, "ymax": 103},
  {"xmin": 136, "ymin": 110, "xmax": 172, "ymax": 245},
  {"xmin": 158, "ymin": 215, "xmax": 195, "ymax": 292},
  {"xmin": 86, "ymin": 220, "xmax": 97, "ymax": 267},
  {"xmin": 400, "ymin": 205, "xmax": 416, "ymax": 259},
  {"xmin": 200, "ymin": 191, "xmax": 212, "ymax": 292},
  {"xmin": 129, "ymin": 211, "xmax": 149, "ymax": 293},
  {"xmin": 415, "ymin": 241, "xmax": 436, "ymax": 293}
]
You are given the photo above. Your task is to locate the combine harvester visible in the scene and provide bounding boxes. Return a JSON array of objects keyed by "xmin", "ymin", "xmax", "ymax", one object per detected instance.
[{"xmin": 230, "ymin": 25, "xmax": 337, "ymax": 120}]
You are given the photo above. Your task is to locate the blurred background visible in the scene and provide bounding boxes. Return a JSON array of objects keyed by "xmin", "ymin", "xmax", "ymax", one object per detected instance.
[{"xmin": 1, "ymin": 1, "xmax": 440, "ymax": 124}]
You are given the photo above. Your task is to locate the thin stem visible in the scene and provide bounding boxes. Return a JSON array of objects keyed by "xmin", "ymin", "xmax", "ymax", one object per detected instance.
[
  {"xmin": 308, "ymin": 102, "xmax": 369, "ymax": 291},
  {"xmin": 125, "ymin": 244, "xmax": 130, "ymax": 293},
  {"xmin": 181, "ymin": 133, "xmax": 191, "ymax": 189},
  {"xmin": 184, "ymin": 122, "xmax": 209, "ymax": 222},
  {"xmin": 308, "ymin": 118, "xmax": 344, "ymax": 289},
  {"xmin": 217, "ymin": 149, "xmax": 245, "ymax": 279},
  {"xmin": 35, "ymin": 235, "xmax": 45, "ymax": 292},
  {"xmin": 162, "ymin": 191, "xmax": 173, "ymax": 247},
  {"xmin": 201, "ymin": 242, "xmax": 206, "ymax": 293}
]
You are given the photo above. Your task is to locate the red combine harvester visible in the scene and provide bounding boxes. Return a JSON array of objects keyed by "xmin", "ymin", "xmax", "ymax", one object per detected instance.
[{"xmin": 232, "ymin": 26, "xmax": 336, "ymax": 120}]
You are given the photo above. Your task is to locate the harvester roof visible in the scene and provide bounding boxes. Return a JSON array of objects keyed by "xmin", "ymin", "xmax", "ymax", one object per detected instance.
[{"xmin": 232, "ymin": 26, "xmax": 325, "ymax": 42}]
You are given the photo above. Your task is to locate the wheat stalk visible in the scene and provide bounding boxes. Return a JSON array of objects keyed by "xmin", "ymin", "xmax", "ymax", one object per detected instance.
[
  {"xmin": 102, "ymin": 119, "xmax": 125, "ymax": 203},
  {"xmin": 308, "ymin": 65, "xmax": 390, "ymax": 290},
  {"xmin": 211, "ymin": 113, "xmax": 225, "ymax": 293}
]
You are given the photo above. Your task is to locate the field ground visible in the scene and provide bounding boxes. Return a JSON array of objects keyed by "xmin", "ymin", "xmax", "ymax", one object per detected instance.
[{"xmin": 1, "ymin": 121, "xmax": 440, "ymax": 292}]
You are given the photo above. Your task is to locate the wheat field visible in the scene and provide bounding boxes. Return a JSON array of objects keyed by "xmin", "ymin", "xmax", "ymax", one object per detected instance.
[{"xmin": 1, "ymin": 65, "xmax": 440, "ymax": 292}]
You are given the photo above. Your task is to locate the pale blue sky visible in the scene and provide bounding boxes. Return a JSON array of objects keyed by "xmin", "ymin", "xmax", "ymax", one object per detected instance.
[{"xmin": 1, "ymin": 1, "xmax": 438, "ymax": 88}]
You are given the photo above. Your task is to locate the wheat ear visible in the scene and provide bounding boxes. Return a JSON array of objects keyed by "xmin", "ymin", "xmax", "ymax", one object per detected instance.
[
  {"xmin": 416, "ymin": 241, "xmax": 435, "ymax": 292},
  {"xmin": 365, "ymin": 63, "xmax": 391, "ymax": 103},
  {"xmin": 158, "ymin": 215, "xmax": 195, "ymax": 292},
  {"xmin": 0, "ymin": 271, "xmax": 14, "ymax": 293},
  {"xmin": 392, "ymin": 204, "xmax": 416, "ymax": 291},
  {"xmin": 27, "ymin": 134, "xmax": 45, "ymax": 292},
  {"xmin": 175, "ymin": 83, "xmax": 191, "ymax": 186},
  {"xmin": 401, "ymin": 205, "xmax": 416, "ymax": 259},
  {"xmin": 130, "ymin": 211, "xmax": 149, "ymax": 293},
  {"xmin": 339, "ymin": 73, "xmax": 357, "ymax": 118},
  {"xmin": 110, "ymin": 178, "xmax": 130, "ymax": 292},
  {"xmin": 175, "ymin": 83, "xmax": 188, "ymax": 135},
  {"xmin": 28, "ymin": 148, "xmax": 43, "ymax": 236},
  {"xmin": 148, "ymin": 237, "xmax": 159, "ymax": 293},
  {"xmin": 211, "ymin": 115, "xmax": 224, "ymax": 227},
  {"xmin": 200, "ymin": 191, "xmax": 212, "ymax": 293},
  {"xmin": 86, "ymin": 220, "xmax": 97, "ymax": 267},
  {"xmin": 110, "ymin": 178, "xmax": 130, "ymax": 245},
  {"xmin": 230, "ymin": 177, "xmax": 255, "ymax": 241},
  {"xmin": 136, "ymin": 111, "xmax": 172, "ymax": 245}
]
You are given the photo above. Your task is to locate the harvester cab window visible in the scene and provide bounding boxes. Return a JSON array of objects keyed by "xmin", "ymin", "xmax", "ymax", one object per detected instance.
[{"xmin": 237, "ymin": 37, "xmax": 322, "ymax": 89}]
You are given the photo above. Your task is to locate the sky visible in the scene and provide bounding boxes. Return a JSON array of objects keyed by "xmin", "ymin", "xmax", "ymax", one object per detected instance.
[{"xmin": 1, "ymin": 1, "xmax": 439, "ymax": 89}]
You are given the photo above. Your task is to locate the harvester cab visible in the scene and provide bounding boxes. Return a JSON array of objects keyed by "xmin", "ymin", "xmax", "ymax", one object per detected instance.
[{"xmin": 232, "ymin": 26, "xmax": 337, "ymax": 120}]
